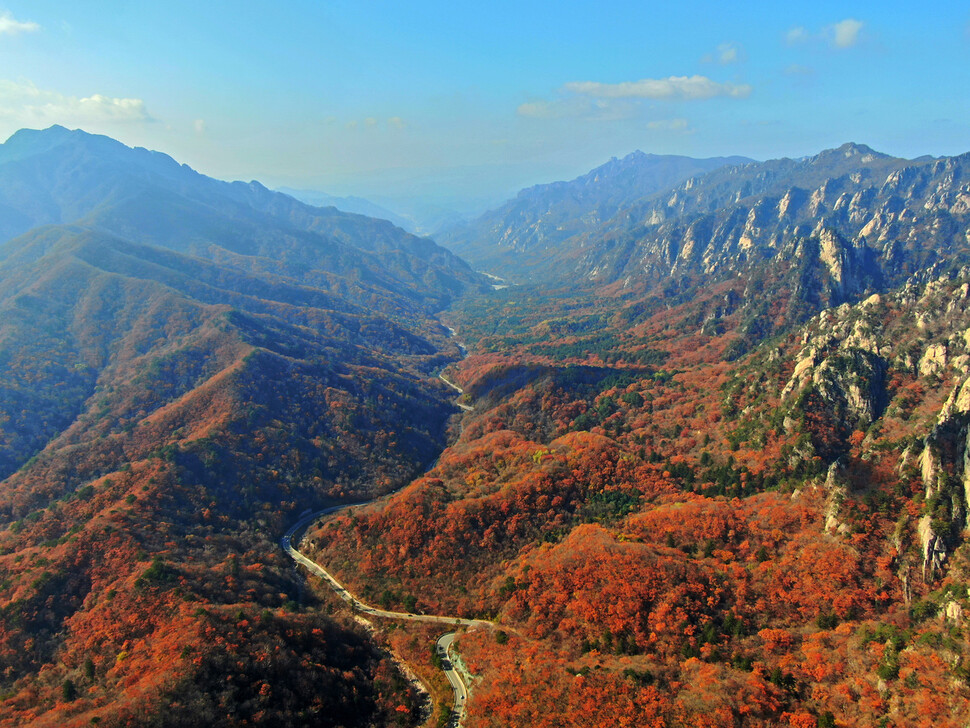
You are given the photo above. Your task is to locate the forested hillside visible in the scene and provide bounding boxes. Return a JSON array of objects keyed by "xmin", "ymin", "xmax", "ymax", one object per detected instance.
[
  {"xmin": 0, "ymin": 127, "xmax": 480, "ymax": 726},
  {"xmin": 307, "ymin": 265, "xmax": 970, "ymax": 726}
]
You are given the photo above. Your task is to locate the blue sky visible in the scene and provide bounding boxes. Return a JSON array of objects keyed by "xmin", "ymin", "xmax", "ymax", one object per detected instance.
[{"xmin": 1, "ymin": 1, "xmax": 968, "ymax": 210}]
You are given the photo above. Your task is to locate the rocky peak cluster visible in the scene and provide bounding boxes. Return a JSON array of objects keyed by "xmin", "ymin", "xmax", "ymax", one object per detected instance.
[
  {"xmin": 776, "ymin": 268, "xmax": 970, "ymax": 576},
  {"xmin": 580, "ymin": 152, "xmax": 970, "ymax": 292}
]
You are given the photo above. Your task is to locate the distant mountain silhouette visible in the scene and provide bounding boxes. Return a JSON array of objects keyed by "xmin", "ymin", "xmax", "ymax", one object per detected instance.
[{"xmin": 276, "ymin": 186, "xmax": 417, "ymax": 233}]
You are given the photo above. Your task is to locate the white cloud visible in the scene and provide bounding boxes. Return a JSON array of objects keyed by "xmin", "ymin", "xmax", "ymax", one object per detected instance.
[
  {"xmin": 519, "ymin": 75, "xmax": 748, "ymax": 123},
  {"xmin": 787, "ymin": 19, "xmax": 864, "ymax": 49},
  {"xmin": 701, "ymin": 42, "xmax": 744, "ymax": 65},
  {"xmin": 193, "ymin": 118, "xmax": 206, "ymax": 135},
  {"xmin": 717, "ymin": 43, "xmax": 739, "ymax": 64},
  {"xmin": 342, "ymin": 116, "xmax": 405, "ymax": 130},
  {"xmin": 517, "ymin": 97, "xmax": 591, "ymax": 119},
  {"xmin": 786, "ymin": 26, "xmax": 808, "ymax": 45},
  {"xmin": 73, "ymin": 94, "xmax": 149, "ymax": 120},
  {"xmin": 701, "ymin": 43, "xmax": 742, "ymax": 64},
  {"xmin": 564, "ymin": 75, "xmax": 751, "ymax": 100},
  {"xmin": 830, "ymin": 18, "xmax": 863, "ymax": 48},
  {"xmin": 647, "ymin": 118, "xmax": 690, "ymax": 132},
  {"xmin": 516, "ymin": 96, "xmax": 638, "ymax": 121},
  {"xmin": 0, "ymin": 80, "xmax": 152, "ymax": 127},
  {"xmin": 517, "ymin": 100, "xmax": 554, "ymax": 118},
  {"xmin": 0, "ymin": 11, "xmax": 39, "ymax": 36}
]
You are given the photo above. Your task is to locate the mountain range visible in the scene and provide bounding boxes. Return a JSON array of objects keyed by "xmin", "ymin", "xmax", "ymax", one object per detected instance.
[
  {"xmin": 445, "ymin": 143, "xmax": 970, "ymax": 301},
  {"xmin": 3, "ymin": 126, "xmax": 970, "ymax": 727},
  {"xmin": 438, "ymin": 150, "xmax": 752, "ymax": 273}
]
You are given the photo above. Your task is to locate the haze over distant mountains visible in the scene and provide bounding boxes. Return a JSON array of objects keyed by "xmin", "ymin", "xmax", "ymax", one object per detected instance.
[
  {"xmin": 277, "ymin": 187, "xmax": 479, "ymax": 238},
  {"xmin": 275, "ymin": 187, "xmax": 419, "ymax": 233},
  {"xmin": 438, "ymin": 150, "xmax": 751, "ymax": 272},
  {"xmin": 0, "ymin": 126, "xmax": 487, "ymax": 311}
]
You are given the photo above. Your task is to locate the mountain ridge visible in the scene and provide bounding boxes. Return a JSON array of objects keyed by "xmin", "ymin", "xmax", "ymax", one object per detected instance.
[
  {"xmin": 0, "ymin": 125, "xmax": 490, "ymax": 319},
  {"xmin": 443, "ymin": 142, "xmax": 970, "ymax": 326},
  {"xmin": 437, "ymin": 149, "xmax": 752, "ymax": 270}
]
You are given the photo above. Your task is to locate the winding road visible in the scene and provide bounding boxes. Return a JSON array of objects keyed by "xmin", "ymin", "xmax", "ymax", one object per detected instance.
[
  {"xmin": 282, "ymin": 503, "xmax": 491, "ymax": 727},
  {"xmin": 436, "ymin": 633, "xmax": 467, "ymax": 725},
  {"xmin": 439, "ymin": 373, "xmax": 474, "ymax": 412},
  {"xmin": 282, "ymin": 337, "xmax": 484, "ymax": 724}
]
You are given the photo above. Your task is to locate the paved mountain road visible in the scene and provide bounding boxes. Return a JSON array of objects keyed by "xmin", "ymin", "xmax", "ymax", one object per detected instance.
[
  {"xmin": 437, "ymin": 632, "xmax": 468, "ymax": 726},
  {"xmin": 282, "ymin": 335, "xmax": 483, "ymax": 723},
  {"xmin": 439, "ymin": 373, "xmax": 474, "ymax": 412},
  {"xmin": 282, "ymin": 503, "xmax": 492, "ymax": 726}
]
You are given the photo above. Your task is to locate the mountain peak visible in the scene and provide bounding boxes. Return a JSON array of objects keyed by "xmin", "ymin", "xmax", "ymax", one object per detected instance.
[
  {"xmin": 3, "ymin": 124, "xmax": 103, "ymax": 146},
  {"xmin": 6, "ymin": 124, "xmax": 72, "ymax": 141},
  {"xmin": 0, "ymin": 125, "xmax": 140, "ymax": 169},
  {"xmin": 1, "ymin": 124, "xmax": 81, "ymax": 161},
  {"xmin": 838, "ymin": 141, "xmax": 886, "ymax": 156},
  {"xmin": 813, "ymin": 142, "xmax": 891, "ymax": 164},
  {"xmin": 576, "ymin": 149, "xmax": 752, "ymax": 187}
]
